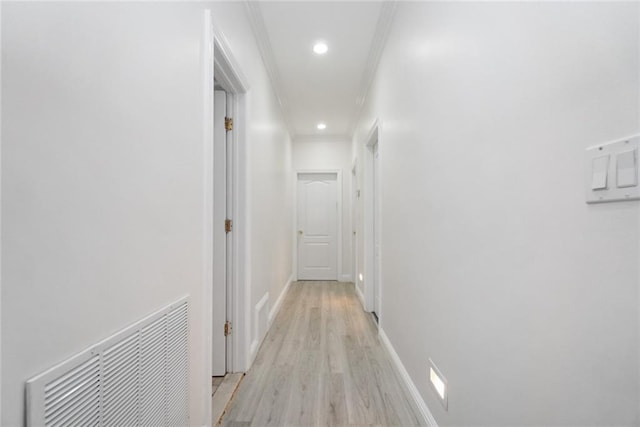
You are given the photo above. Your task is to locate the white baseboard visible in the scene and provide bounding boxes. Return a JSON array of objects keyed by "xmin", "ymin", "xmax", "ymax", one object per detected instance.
[
  {"xmin": 340, "ymin": 273, "xmax": 353, "ymax": 282},
  {"xmin": 269, "ymin": 273, "xmax": 293, "ymax": 326},
  {"xmin": 249, "ymin": 292, "xmax": 269, "ymax": 366},
  {"xmin": 378, "ymin": 328, "xmax": 439, "ymax": 427},
  {"xmin": 249, "ymin": 274, "xmax": 294, "ymax": 366},
  {"xmin": 248, "ymin": 339, "xmax": 259, "ymax": 365},
  {"xmin": 355, "ymin": 283, "xmax": 366, "ymax": 310}
]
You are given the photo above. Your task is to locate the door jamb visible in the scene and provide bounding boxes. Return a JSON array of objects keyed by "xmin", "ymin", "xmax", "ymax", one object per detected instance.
[
  {"xmin": 293, "ymin": 170, "xmax": 343, "ymax": 281},
  {"xmin": 351, "ymin": 160, "xmax": 358, "ymax": 291},
  {"xmin": 363, "ymin": 120, "xmax": 381, "ymax": 316}
]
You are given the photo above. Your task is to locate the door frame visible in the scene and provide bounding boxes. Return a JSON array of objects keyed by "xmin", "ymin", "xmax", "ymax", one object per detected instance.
[
  {"xmin": 293, "ymin": 170, "xmax": 343, "ymax": 281},
  {"xmin": 363, "ymin": 120, "xmax": 382, "ymax": 320},
  {"xmin": 213, "ymin": 16, "xmax": 250, "ymax": 375},
  {"xmin": 203, "ymin": 12, "xmax": 251, "ymax": 413}
]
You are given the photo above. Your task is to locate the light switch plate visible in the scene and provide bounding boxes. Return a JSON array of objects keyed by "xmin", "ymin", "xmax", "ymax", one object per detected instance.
[{"xmin": 586, "ymin": 135, "xmax": 640, "ymax": 204}]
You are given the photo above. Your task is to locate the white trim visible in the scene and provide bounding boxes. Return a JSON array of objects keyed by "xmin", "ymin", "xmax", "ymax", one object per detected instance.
[
  {"xmin": 213, "ymin": 25, "xmax": 249, "ymax": 93},
  {"xmin": 211, "ymin": 17, "xmax": 251, "ymax": 375},
  {"xmin": 379, "ymin": 328, "xmax": 439, "ymax": 427},
  {"xmin": 355, "ymin": 284, "xmax": 366, "ymax": 310},
  {"xmin": 248, "ymin": 339, "xmax": 259, "ymax": 367},
  {"xmin": 294, "ymin": 170, "xmax": 343, "ymax": 281},
  {"xmin": 254, "ymin": 293, "xmax": 269, "ymax": 337},
  {"xmin": 340, "ymin": 274, "xmax": 353, "ymax": 282},
  {"xmin": 248, "ymin": 293, "xmax": 268, "ymax": 365},
  {"xmin": 200, "ymin": 10, "xmax": 214, "ymax": 427},
  {"xmin": 269, "ymin": 273, "xmax": 294, "ymax": 325},
  {"xmin": 351, "ymin": 157, "xmax": 359, "ymax": 297},
  {"xmin": 349, "ymin": 1, "xmax": 397, "ymax": 138},
  {"xmin": 363, "ymin": 120, "xmax": 381, "ymax": 313}
]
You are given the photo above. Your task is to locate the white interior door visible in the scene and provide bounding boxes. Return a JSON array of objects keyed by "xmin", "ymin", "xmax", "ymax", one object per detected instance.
[
  {"xmin": 373, "ymin": 143, "xmax": 381, "ymax": 317},
  {"xmin": 297, "ymin": 173, "xmax": 338, "ymax": 280},
  {"xmin": 213, "ymin": 89, "xmax": 227, "ymax": 375}
]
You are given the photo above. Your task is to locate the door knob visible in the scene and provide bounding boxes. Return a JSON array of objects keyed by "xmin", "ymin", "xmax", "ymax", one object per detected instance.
[{"xmin": 298, "ymin": 230, "xmax": 303, "ymax": 235}]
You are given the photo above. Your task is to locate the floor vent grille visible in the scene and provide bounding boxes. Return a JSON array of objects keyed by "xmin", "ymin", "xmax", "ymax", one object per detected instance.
[{"xmin": 26, "ymin": 297, "xmax": 189, "ymax": 427}]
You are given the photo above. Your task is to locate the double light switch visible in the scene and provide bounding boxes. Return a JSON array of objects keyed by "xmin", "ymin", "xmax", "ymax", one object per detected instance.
[{"xmin": 586, "ymin": 136, "xmax": 639, "ymax": 203}]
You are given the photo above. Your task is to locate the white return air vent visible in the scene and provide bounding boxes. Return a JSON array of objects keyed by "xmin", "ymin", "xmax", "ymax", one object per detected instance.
[{"xmin": 26, "ymin": 297, "xmax": 189, "ymax": 427}]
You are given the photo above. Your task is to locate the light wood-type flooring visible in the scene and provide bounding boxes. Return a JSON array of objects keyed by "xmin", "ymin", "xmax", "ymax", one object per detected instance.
[{"xmin": 221, "ymin": 281, "xmax": 424, "ymax": 427}]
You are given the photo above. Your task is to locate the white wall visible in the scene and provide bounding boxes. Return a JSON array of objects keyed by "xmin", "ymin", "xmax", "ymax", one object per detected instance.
[
  {"xmin": 210, "ymin": 2, "xmax": 294, "ymax": 365},
  {"xmin": 353, "ymin": 2, "xmax": 639, "ymax": 425},
  {"xmin": 293, "ymin": 136, "xmax": 353, "ymax": 281},
  {"xmin": 1, "ymin": 2, "xmax": 292, "ymax": 425}
]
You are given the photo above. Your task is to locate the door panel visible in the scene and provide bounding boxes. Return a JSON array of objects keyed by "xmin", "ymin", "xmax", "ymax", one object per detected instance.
[{"xmin": 298, "ymin": 173, "xmax": 338, "ymax": 280}]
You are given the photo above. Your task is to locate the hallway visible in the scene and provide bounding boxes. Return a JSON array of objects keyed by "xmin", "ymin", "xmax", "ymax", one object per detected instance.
[
  {"xmin": 221, "ymin": 282, "xmax": 423, "ymax": 426},
  {"xmin": 2, "ymin": 2, "xmax": 639, "ymax": 426}
]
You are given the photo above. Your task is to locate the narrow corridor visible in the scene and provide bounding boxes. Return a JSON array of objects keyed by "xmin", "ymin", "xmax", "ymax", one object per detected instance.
[{"xmin": 221, "ymin": 282, "xmax": 424, "ymax": 426}]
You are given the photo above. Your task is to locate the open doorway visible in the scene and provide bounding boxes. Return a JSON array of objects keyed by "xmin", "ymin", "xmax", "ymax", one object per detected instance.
[
  {"xmin": 371, "ymin": 141, "xmax": 381, "ymax": 321},
  {"xmin": 206, "ymin": 14, "xmax": 250, "ymax": 384},
  {"xmin": 364, "ymin": 121, "xmax": 381, "ymax": 324}
]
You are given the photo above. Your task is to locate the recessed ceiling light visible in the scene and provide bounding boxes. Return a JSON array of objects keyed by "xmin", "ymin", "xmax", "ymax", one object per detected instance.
[
  {"xmin": 313, "ymin": 42, "xmax": 328, "ymax": 55},
  {"xmin": 317, "ymin": 123, "xmax": 327, "ymax": 130}
]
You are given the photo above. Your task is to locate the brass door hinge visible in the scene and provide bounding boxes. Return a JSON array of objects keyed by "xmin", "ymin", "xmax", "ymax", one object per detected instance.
[
  {"xmin": 225, "ymin": 117, "xmax": 233, "ymax": 132},
  {"xmin": 225, "ymin": 219, "xmax": 233, "ymax": 234},
  {"xmin": 224, "ymin": 321, "xmax": 232, "ymax": 337}
]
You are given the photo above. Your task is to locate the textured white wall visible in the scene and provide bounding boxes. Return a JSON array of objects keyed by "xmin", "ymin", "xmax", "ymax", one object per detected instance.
[
  {"xmin": 293, "ymin": 137, "xmax": 353, "ymax": 281},
  {"xmin": 353, "ymin": 2, "xmax": 639, "ymax": 425},
  {"xmin": 1, "ymin": 2, "xmax": 292, "ymax": 425}
]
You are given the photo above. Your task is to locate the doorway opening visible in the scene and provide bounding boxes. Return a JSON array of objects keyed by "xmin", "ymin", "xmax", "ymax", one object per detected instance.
[
  {"xmin": 364, "ymin": 121, "xmax": 381, "ymax": 323},
  {"xmin": 205, "ymin": 11, "xmax": 251, "ymax": 395}
]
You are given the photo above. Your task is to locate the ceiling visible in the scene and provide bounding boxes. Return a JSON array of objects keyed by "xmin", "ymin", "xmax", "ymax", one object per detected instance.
[{"xmin": 247, "ymin": 1, "xmax": 396, "ymax": 140}]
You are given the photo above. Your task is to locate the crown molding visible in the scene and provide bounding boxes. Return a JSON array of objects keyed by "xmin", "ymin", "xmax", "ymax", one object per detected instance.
[
  {"xmin": 244, "ymin": 1, "xmax": 295, "ymax": 138},
  {"xmin": 348, "ymin": 0, "xmax": 397, "ymax": 138}
]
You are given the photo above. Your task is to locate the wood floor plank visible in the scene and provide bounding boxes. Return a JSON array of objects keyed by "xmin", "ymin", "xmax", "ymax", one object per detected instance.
[
  {"xmin": 317, "ymin": 372, "xmax": 347, "ymax": 427},
  {"xmin": 212, "ymin": 373, "xmax": 244, "ymax": 425},
  {"xmin": 283, "ymin": 350, "xmax": 321, "ymax": 425},
  {"xmin": 220, "ymin": 282, "xmax": 425, "ymax": 427}
]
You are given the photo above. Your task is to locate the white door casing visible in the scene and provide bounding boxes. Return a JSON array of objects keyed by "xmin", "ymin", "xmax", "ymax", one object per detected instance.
[{"xmin": 297, "ymin": 173, "xmax": 338, "ymax": 280}]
